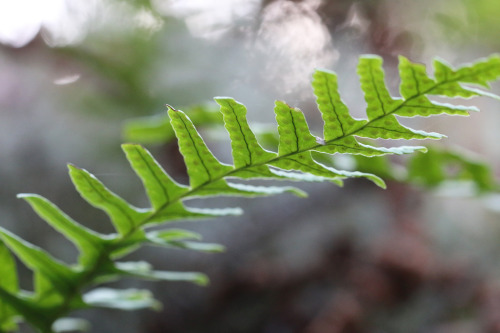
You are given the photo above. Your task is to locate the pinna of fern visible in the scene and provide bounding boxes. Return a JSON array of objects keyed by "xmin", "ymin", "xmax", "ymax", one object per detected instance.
[{"xmin": 0, "ymin": 54, "xmax": 499, "ymax": 333}]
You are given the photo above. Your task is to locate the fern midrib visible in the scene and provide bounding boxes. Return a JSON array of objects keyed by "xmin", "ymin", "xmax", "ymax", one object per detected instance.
[
  {"xmin": 133, "ymin": 145, "xmax": 172, "ymax": 205},
  {"xmin": 179, "ymin": 113, "xmax": 214, "ymax": 183},
  {"xmin": 140, "ymin": 75, "xmax": 463, "ymax": 226},
  {"xmin": 81, "ymin": 174, "xmax": 137, "ymax": 234},
  {"xmin": 323, "ymin": 74, "xmax": 345, "ymax": 136},
  {"xmin": 368, "ymin": 63, "xmax": 388, "ymax": 116},
  {"xmin": 227, "ymin": 103, "xmax": 253, "ymax": 166}
]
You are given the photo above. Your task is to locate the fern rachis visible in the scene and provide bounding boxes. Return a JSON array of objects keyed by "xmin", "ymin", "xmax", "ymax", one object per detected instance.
[{"xmin": 0, "ymin": 54, "xmax": 499, "ymax": 333}]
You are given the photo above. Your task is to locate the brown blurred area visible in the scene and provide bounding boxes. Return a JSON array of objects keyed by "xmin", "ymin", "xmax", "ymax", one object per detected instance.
[
  {"xmin": 1, "ymin": 1, "xmax": 500, "ymax": 332},
  {"xmin": 141, "ymin": 182, "xmax": 500, "ymax": 333}
]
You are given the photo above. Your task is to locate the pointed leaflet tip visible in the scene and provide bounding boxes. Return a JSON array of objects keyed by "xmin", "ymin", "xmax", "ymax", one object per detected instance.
[
  {"xmin": 464, "ymin": 87, "xmax": 500, "ymax": 100},
  {"xmin": 68, "ymin": 164, "xmax": 149, "ymax": 235},
  {"xmin": 52, "ymin": 318, "xmax": 91, "ymax": 332},
  {"xmin": 83, "ymin": 288, "xmax": 162, "ymax": 311},
  {"xmin": 146, "ymin": 230, "xmax": 226, "ymax": 253},
  {"xmin": 169, "ymin": 108, "xmax": 233, "ymax": 188},
  {"xmin": 314, "ymin": 67, "xmax": 336, "ymax": 75},
  {"xmin": 165, "ymin": 104, "xmax": 177, "ymax": 112},
  {"xmin": 114, "ymin": 261, "xmax": 209, "ymax": 286},
  {"xmin": 16, "ymin": 193, "xmax": 105, "ymax": 266},
  {"xmin": 122, "ymin": 144, "xmax": 187, "ymax": 210},
  {"xmin": 191, "ymin": 178, "xmax": 308, "ymax": 199}
]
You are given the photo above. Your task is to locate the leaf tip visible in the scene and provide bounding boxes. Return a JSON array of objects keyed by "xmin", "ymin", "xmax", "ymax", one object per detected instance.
[
  {"xmin": 213, "ymin": 96, "xmax": 233, "ymax": 102},
  {"xmin": 166, "ymin": 104, "xmax": 177, "ymax": 112},
  {"xmin": 121, "ymin": 143, "xmax": 142, "ymax": 154},
  {"xmin": 210, "ymin": 244, "xmax": 226, "ymax": 253},
  {"xmin": 121, "ymin": 143, "xmax": 136, "ymax": 149},
  {"xmin": 194, "ymin": 273, "xmax": 210, "ymax": 286},
  {"xmin": 313, "ymin": 67, "xmax": 336, "ymax": 76},
  {"xmin": 67, "ymin": 163, "xmax": 79, "ymax": 171},
  {"xmin": 294, "ymin": 190, "xmax": 308, "ymax": 198},
  {"xmin": 398, "ymin": 54, "xmax": 409, "ymax": 62},
  {"xmin": 360, "ymin": 54, "xmax": 383, "ymax": 62},
  {"xmin": 374, "ymin": 178, "xmax": 387, "ymax": 189}
]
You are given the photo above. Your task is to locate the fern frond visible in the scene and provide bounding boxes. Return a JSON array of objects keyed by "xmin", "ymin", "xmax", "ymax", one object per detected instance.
[
  {"xmin": 0, "ymin": 242, "xmax": 18, "ymax": 332},
  {"xmin": 1, "ymin": 54, "xmax": 499, "ymax": 333}
]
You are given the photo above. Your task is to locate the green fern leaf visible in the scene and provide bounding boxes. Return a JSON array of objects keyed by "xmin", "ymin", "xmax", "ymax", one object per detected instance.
[
  {"xmin": 215, "ymin": 97, "xmax": 276, "ymax": 168},
  {"xmin": 147, "ymin": 202, "xmax": 242, "ymax": 225},
  {"xmin": 83, "ymin": 288, "xmax": 161, "ymax": 311},
  {"xmin": 312, "ymin": 69, "xmax": 366, "ymax": 139},
  {"xmin": 0, "ymin": 229, "xmax": 79, "ymax": 299},
  {"xmin": 357, "ymin": 115, "xmax": 444, "ymax": 140},
  {"xmin": 191, "ymin": 179, "xmax": 305, "ymax": 198},
  {"xmin": 398, "ymin": 56, "xmax": 437, "ymax": 99},
  {"xmin": 315, "ymin": 136, "xmax": 426, "ymax": 156},
  {"xmin": 17, "ymin": 194, "xmax": 105, "ymax": 266},
  {"xmin": 52, "ymin": 318, "xmax": 90, "ymax": 332},
  {"xmin": 153, "ymin": 240, "xmax": 225, "ymax": 253},
  {"xmin": 397, "ymin": 56, "xmax": 479, "ymax": 117},
  {"xmin": 123, "ymin": 103, "xmax": 222, "ymax": 144},
  {"xmin": 0, "ymin": 241, "xmax": 18, "ymax": 332},
  {"xmin": 431, "ymin": 55, "xmax": 500, "ymax": 97},
  {"xmin": 114, "ymin": 261, "xmax": 208, "ymax": 286},
  {"xmin": 358, "ymin": 56, "xmax": 403, "ymax": 120},
  {"xmin": 274, "ymin": 101, "xmax": 318, "ymax": 155},
  {"xmin": 0, "ymin": 288, "xmax": 54, "ymax": 333},
  {"xmin": 168, "ymin": 106, "xmax": 233, "ymax": 187},
  {"xmin": 122, "ymin": 144, "xmax": 188, "ymax": 210},
  {"xmin": 356, "ymin": 56, "xmax": 439, "ymax": 140},
  {"xmin": 146, "ymin": 230, "xmax": 224, "ymax": 253},
  {"xmin": 68, "ymin": 165, "xmax": 150, "ymax": 235}
]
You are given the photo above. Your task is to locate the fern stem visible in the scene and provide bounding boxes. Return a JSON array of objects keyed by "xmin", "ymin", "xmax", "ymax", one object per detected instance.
[{"xmin": 127, "ymin": 76, "xmax": 456, "ymax": 234}]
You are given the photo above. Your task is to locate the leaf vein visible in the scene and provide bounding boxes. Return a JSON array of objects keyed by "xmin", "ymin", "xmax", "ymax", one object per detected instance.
[
  {"xmin": 82, "ymin": 175, "xmax": 135, "ymax": 228},
  {"xmin": 228, "ymin": 103, "xmax": 252, "ymax": 166},
  {"xmin": 134, "ymin": 146, "xmax": 170, "ymax": 204},
  {"xmin": 178, "ymin": 114, "xmax": 212, "ymax": 182},
  {"xmin": 323, "ymin": 72, "xmax": 345, "ymax": 135}
]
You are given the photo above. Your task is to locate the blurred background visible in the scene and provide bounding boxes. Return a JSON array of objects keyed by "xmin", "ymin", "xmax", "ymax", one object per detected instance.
[{"xmin": 1, "ymin": 0, "xmax": 500, "ymax": 332}]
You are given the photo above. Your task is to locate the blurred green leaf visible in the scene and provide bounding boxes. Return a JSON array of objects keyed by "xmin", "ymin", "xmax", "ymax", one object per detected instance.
[
  {"xmin": 0, "ymin": 241, "xmax": 18, "ymax": 332},
  {"xmin": 123, "ymin": 104, "xmax": 222, "ymax": 144},
  {"xmin": 83, "ymin": 288, "xmax": 161, "ymax": 311}
]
